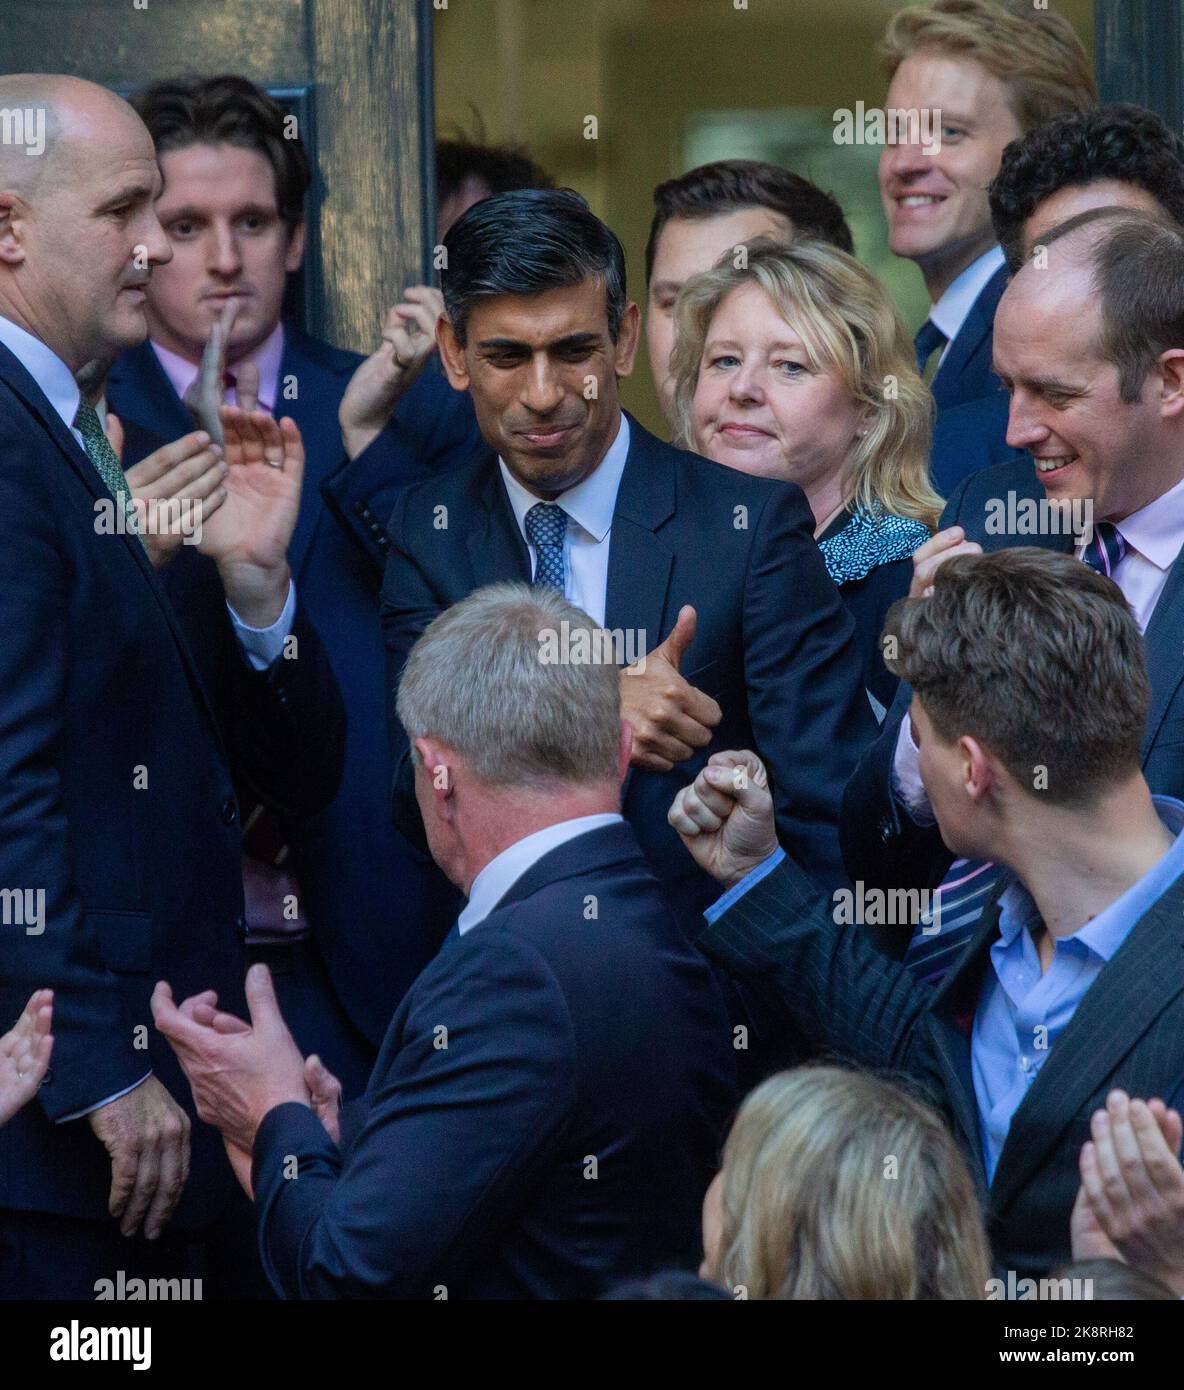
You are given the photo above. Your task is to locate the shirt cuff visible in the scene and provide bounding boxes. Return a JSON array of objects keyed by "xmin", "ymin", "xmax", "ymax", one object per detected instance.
[
  {"xmin": 703, "ymin": 847, "xmax": 786, "ymax": 925},
  {"xmin": 57, "ymin": 1071, "xmax": 152, "ymax": 1123},
  {"xmin": 892, "ymin": 712, "xmax": 936, "ymax": 826},
  {"xmin": 229, "ymin": 580, "xmax": 297, "ymax": 671}
]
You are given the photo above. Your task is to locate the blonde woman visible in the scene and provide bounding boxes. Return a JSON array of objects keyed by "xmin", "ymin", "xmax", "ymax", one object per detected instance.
[
  {"xmin": 701, "ymin": 1065, "xmax": 991, "ymax": 1299},
  {"xmin": 670, "ymin": 237, "xmax": 943, "ymax": 713}
]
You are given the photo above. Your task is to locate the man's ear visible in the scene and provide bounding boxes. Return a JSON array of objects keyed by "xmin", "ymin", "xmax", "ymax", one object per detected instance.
[
  {"xmin": 415, "ymin": 736, "xmax": 455, "ymax": 804},
  {"xmin": 0, "ymin": 192, "xmax": 27, "ymax": 266},
  {"xmin": 284, "ymin": 219, "xmax": 307, "ymax": 275},
  {"xmin": 1156, "ymin": 348, "xmax": 1184, "ymax": 420},
  {"xmin": 613, "ymin": 301, "xmax": 641, "ymax": 379},
  {"xmin": 436, "ymin": 315, "xmax": 470, "ymax": 390},
  {"xmin": 960, "ymin": 735, "xmax": 997, "ymax": 802}
]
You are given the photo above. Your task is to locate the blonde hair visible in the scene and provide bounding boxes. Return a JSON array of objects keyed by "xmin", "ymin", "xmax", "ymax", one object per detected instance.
[
  {"xmin": 880, "ymin": 0, "xmax": 1097, "ymax": 133},
  {"xmin": 671, "ymin": 238, "xmax": 942, "ymax": 529},
  {"xmin": 713, "ymin": 1066, "xmax": 991, "ymax": 1300}
]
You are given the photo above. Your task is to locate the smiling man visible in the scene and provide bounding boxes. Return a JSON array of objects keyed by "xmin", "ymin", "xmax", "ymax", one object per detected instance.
[
  {"xmin": 381, "ymin": 188, "xmax": 874, "ymax": 930},
  {"xmin": 840, "ymin": 207, "xmax": 1184, "ymax": 979},
  {"xmin": 875, "ymin": 0, "xmax": 1095, "ymax": 490}
]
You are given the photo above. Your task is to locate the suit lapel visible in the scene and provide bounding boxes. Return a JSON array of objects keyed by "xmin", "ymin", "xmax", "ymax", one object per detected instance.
[
  {"xmin": 0, "ymin": 344, "xmax": 227, "ymax": 746},
  {"xmin": 932, "ymin": 265, "xmax": 1007, "ymax": 408},
  {"xmin": 1140, "ymin": 545, "xmax": 1184, "ymax": 760},
  {"xmin": 989, "ymin": 880, "xmax": 1184, "ymax": 1214},
  {"xmin": 466, "ymin": 456, "xmax": 532, "ymax": 589},
  {"xmin": 603, "ymin": 416, "xmax": 676, "ymax": 651}
]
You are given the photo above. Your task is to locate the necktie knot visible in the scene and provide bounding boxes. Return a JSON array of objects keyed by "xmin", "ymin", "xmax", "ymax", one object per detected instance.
[
  {"xmin": 525, "ymin": 502, "xmax": 568, "ymax": 592},
  {"xmin": 914, "ymin": 318, "xmax": 948, "ymax": 373},
  {"xmin": 1080, "ymin": 521, "xmax": 1127, "ymax": 577}
]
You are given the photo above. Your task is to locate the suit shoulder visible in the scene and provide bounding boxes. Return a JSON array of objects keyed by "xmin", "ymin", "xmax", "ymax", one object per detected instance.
[{"xmin": 283, "ymin": 324, "xmax": 364, "ymax": 378}]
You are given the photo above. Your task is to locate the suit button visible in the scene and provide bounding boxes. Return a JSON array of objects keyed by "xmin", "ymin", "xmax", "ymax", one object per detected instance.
[
  {"xmin": 234, "ymin": 913, "xmax": 247, "ymax": 940},
  {"xmin": 221, "ymin": 797, "xmax": 239, "ymax": 826},
  {"xmin": 878, "ymin": 816, "xmax": 893, "ymax": 845}
]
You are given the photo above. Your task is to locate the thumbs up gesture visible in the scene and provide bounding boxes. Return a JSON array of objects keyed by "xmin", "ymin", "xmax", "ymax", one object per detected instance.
[{"xmin": 620, "ymin": 605, "xmax": 723, "ymax": 772}]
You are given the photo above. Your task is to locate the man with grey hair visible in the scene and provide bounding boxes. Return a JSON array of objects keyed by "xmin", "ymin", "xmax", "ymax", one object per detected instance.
[{"xmin": 154, "ymin": 582, "xmax": 738, "ymax": 1299}]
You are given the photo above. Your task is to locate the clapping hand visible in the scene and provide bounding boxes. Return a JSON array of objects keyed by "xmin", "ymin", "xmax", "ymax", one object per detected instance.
[
  {"xmin": 0, "ymin": 989, "xmax": 53, "ymax": 1127},
  {"xmin": 183, "ymin": 298, "xmax": 261, "ymax": 443}
]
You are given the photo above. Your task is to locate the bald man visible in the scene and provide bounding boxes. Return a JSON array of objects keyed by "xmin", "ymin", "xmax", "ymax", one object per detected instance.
[{"xmin": 0, "ymin": 75, "xmax": 342, "ymax": 1297}]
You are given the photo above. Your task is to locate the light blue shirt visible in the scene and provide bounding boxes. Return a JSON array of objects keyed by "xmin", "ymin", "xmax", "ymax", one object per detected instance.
[
  {"xmin": 927, "ymin": 244, "xmax": 1006, "ymax": 369},
  {"xmin": 0, "ymin": 312, "xmax": 294, "ymax": 671},
  {"xmin": 498, "ymin": 413, "xmax": 630, "ymax": 627},
  {"xmin": 456, "ymin": 813, "xmax": 625, "ymax": 934},
  {"xmin": 973, "ymin": 795, "xmax": 1184, "ymax": 1181}
]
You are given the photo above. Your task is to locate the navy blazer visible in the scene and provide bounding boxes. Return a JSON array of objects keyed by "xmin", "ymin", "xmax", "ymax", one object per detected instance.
[
  {"xmin": 928, "ymin": 264, "xmax": 1025, "ymax": 494},
  {"xmin": 381, "ymin": 415, "xmax": 876, "ymax": 919},
  {"xmin": 840, "ymin": 457, "xmax": 1184, "ymax": 903},
  {"xmin": 250, "ymin": 821, "xmax": 738, "ymax": 1299},
  {"xmin": 0, "ymin": 342, "xmax": 339, "ymax": 1228},
  {"xmin": 696, "ymin": 844, "xmax": 1184, "ymax": 1277},
  {"xmin": 107, "ymin": 328, "xmax": 483, "ymax": 1044}
]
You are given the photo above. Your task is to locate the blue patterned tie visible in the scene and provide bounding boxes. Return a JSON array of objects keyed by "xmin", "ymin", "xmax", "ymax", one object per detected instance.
[
  {"xmin": 903, "ymin": 521, "xmax": 1132, "ymax": 983},
  {"xmin": 525, "ymin": 502, "xmax": 567, "ymax": 593},
  {"xmin": 914, "ymin": 319, "xmax": 948, "ymax": 374},
  {"xmin": 74, "ymin": 400, "xmax": 147, "ymax": 554}
]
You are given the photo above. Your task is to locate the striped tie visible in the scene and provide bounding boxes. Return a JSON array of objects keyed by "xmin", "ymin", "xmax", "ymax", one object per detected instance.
[{"xmin": 903, "ymin": 521, "xmax": 1130, "ymax": 983}]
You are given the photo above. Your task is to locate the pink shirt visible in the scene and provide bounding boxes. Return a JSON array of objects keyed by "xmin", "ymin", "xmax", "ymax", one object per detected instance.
[
  {"xmin": 151, "ymin": 321, "xmax": 285, "ymax": 414},
  {"xmin": 894, "ymin": 475, "xmax": 1184, "ymax": 818}
]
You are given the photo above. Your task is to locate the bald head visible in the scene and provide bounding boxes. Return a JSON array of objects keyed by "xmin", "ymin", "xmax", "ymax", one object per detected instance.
[{"xmin": 0, "ymin": 73, "xmax": 170, "ymax": 369}]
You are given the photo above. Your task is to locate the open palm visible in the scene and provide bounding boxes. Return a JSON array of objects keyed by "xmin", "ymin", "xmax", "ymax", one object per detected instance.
[{"xmin": 0, "ymin": 990, "xmax": 53, "ymax": 1127}]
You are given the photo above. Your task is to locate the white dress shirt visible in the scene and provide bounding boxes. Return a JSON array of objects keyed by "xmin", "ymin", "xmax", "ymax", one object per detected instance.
[
  {"xmin": 456, "ymin": 813, "xmax": 626, "ymax": 935},
  {"xmin": 893, "ymin": 475, "xmax": 1184, "ymax": 817},
  {"xmin": 497, "ymin": 413, "xmax": 630, "ymax": 626},
  {"xmin": 926, "ymin": 245, "xmax": 1007, "ymax": 371}
]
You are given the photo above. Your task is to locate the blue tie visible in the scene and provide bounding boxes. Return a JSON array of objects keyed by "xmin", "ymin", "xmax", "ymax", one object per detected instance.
[
  {"xmin": 903, "ymin": 522, "xmax": 1133, "ymax": 983},
  {"xmin": 525, "ymin": 502, "xmax": 568, "ymax": 593},
  {"xmin": 914, "ymin": 319, "xmax": 948, "ymax": 373}
]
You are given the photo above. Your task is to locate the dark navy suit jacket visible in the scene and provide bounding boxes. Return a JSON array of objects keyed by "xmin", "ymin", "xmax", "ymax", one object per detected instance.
[
  {"xmin": 251, "ymin": 821, "xmax": 738, "ymax": 1299},
  {"xmin": 380, "ymin": 414, "xmax": 876, "ymax": 921},
  {"xmin": 697, "ymin": 843, "xmax": 1184, "ymax": 1277},
  {"xmin": 928, "ymin": 264, "xmax": 1026, "ymax": 494},
  {"xmin": 107, "ymin": 327, "xmax": 483, "ymax": 1045},
  {"xmin": 0, "ymin": 341, "xmax": 341, "ymax": 1228},
  {"xmin": 841, "ymin": 456, "xmax": 1184, "ymax": 904}
]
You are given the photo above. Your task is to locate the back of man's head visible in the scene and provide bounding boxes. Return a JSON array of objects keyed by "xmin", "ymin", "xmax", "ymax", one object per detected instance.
[
  {"xmin": 645, "ymin": 160, "xmax": 853, "ymax": 282},
  {"xmin": 131, "ymin": 74, "xmax": 310, "ymax": 235},
  {"xmin": 885, "ymin": 549, "xmax": 1148, "ymax": 809},
  {"xmin": 441, "ymin": 187, "xmax": 626, "ymax": 345},
  {"xmin": 396, "ymin": 581, "xmax": 621, "ymax": 792},
  {"xmin": 990, "ymin": 104, "xmax": 1184, "ymax": 271}
]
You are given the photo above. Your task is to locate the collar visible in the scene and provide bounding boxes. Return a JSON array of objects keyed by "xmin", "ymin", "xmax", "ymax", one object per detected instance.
[
  {"xmin": 150, "ymin": 320, "xmax": 285, "ymax": 413},
  {"xmin": 1108, "ymin": 474, "xmax": 1184, "ymax": 573},
  {"xmin": 457, "ymin": 812, "xmax": 626, "ymax": 934},
  {"xmin": 498, "ymin": 412, "xmax": 630, "ymax": 544},
  {"xmin": 996, "ymin": 795, "xmax": 1184, "ymax": 962},
  {"xmin": 928, "ymin": 245, "xmax": 1006, "ymax": 346},
  {"xmin": 0, "ymin": 314, "xmax": 82, "ymax": 436}
]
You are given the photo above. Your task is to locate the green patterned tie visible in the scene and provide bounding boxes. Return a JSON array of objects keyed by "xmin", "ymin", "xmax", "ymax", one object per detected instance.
[{"xmin": 74, "ymin": 400, "xmax": 145, "ymax": 551}]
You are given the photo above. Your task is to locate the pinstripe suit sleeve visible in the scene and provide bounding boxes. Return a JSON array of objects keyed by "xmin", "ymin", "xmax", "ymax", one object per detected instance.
[{"xmin": 696, "ymin": 851, "xmax": 936, "ymax": 1077}]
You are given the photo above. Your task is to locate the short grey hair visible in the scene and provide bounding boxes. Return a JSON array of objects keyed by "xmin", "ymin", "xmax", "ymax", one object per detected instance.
[{"xmin": 395, "ymin": 582, "xmax": 621, "ymax": 787}]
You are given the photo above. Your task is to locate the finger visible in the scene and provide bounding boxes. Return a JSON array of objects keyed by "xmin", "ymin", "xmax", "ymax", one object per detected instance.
[
  {"xmin": 1079, "ymin": 1137, "xmax": 1119, "ymax": 1233},
  {"xmin": 635, "ymin": 728, "xmax": 696, "ymax": 767},
  {"xmin": 912, "ymin": 526, "xmax": 967, "ymax": 565},
  {"xmin": 1129, "ymin": 1098, "xmax": 1183, "ymax": 1202},
  {"xmin": 1109, "ymin": 1093, "xmax": 1157, "ymax": 1205},
  {"xmin": 681, "ymin": 682, "xmax": 723, "ymax": 729},
  {"xmin": 143, "ymin": 1125, "xmax": 183, "ymax": 1240},
  {"xmin": 914, "ymin": 540, "xmax": 983, "ymax": 587},
  {"xmin": 305, "ymin": 1054, "xmax": 342, "ymax": 1105},
  {"xmin": 190, "ymin": 1003, "xmax": 251, "ymax": 1036},
  {"xmin": 236, "ymin": 360, "xmax": 260, "ymax": 415},
  {"xmin": 1091, "ymin": 1105, "xmax": 1134, "ymax": 1217},
  {"xmin": 658, "ymin": 705, "xmax": 717, "ymax": 751},
  {"xmin": 1166, "ymin": 1108, "xmax": 1183, "ymax": 1156},
  {"xmin": 200, "ymin": 486, "xmax": 228, "ymax": 524},
  {"xmin": 678, "ymin": 784, "xmax": 725, "ymax": 834},
  {"xmin": 394, "ymin": 299, "xmax": 441, "ymax": 342},
  {"xmin": 244, "ymin": 963, "xmax": 285, "ymax": 1033},
  {"xmin": 150, "ymin": 980, "xmax": 206, "ymax": 1047},
  {"xmin": 688, "ymin": 771, "xmax": 739, "ymax": 821},
  {"xmin": 278, "ymin": 416, "xmax": 305, "ymax": 484},
  {"xmin": 120, "ymin": 1139, "xmax": 161, "ymax": 1237},
  {"xmin": 107, "ymin": 1142, "xmax": 140, "ymax": 1222},
  {"xmin": 656, "ymin": 606, "xmax": 697, "ymax": 672},
  {"xmin": 702, "ymin": 752, "xmax": 770, "ymax": 810},
  {"xmin": 124, "ymin": 433, "xmax": 217, "ymax": 489},
  {"xmin": 177, "ymin": 990, "xmax": 220, "ymax": 1021},
  {"xmin": 668, "ymin": 789, "xmax": 705, "ymax": 837}
]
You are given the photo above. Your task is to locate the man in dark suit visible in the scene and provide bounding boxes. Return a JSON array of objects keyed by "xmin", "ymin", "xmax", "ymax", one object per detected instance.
[
  {"xmin": 875, "ymin": 0, "xmax": 1095, "ymax": 491},
  {"xmin": 841, "ymin": 210, "xmax": 1184, "ymax": 960},
  {"xmin": 154, "ymin": 584, "xmax": 737, "ymax": 1299},
  {"xmin": 670, "ymin": 550, "xmax": 1184, "ymax": 1278},
  {"xmin": 381, "ymin": 188, "xmax": 873, "ymax": 925},
  {"xmin": 104, "ymin": 75, "xmax": 483, "ymax": 1081},
  {"xmin": 0, "ymin": 75, "xmax": 342, "ymax": 1297}
]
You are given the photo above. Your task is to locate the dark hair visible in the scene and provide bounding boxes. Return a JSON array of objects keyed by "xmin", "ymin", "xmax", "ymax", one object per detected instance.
[
  {"xmin": 884, "ymin": 549, "xmax": 1149, "ymax": 808},
  {"xmin": 131, "ymin": 74, "xmax": 311, "ymax": 236},
  {"xmin": 441, "ymin": 188, "xmax": 627, "ymax": 344},
  {"xmin": 646, "ymin": 160, "xmax": 853, "ymax": 282},
  {"xmin": 1050, "ymin": 1259, "xmax": 1179, "ymax": 1301},
  {"xmin": 989, "ymin": 104, "xmax": 1184, "ymax": 272},
  {"xmin": 437, "ymin": 138, "xmax": 554, "ymax": 207},
  {"xmin": 601, "ymin": 1271, "xmax": 732, "ymax": 1301},
  {"xmin": 1037, "ymin": 208, "xmax": 1184, "ymax": 405}
]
